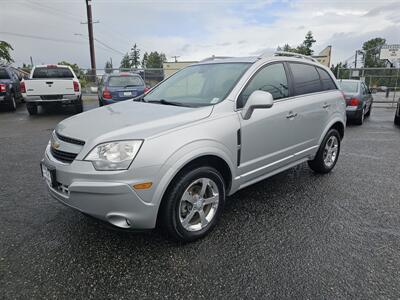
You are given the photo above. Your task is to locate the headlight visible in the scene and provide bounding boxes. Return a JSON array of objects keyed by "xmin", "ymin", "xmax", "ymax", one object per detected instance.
[{"xmin": 84, "ymin": 140, "xmax": 143, "ymax": 171}]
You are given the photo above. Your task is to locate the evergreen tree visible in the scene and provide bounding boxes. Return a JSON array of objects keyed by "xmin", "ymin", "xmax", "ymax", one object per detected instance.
[
  {"xmin": 130, "ymin": 44, "xmax": 141, "ymax": 69},
  {"xmin": 105, "ymin": 60, "xmax": 113, "ymax": 73},
  {"xmin": 120, "ymin": 53, "xmax": 131, "ymax": 69}
]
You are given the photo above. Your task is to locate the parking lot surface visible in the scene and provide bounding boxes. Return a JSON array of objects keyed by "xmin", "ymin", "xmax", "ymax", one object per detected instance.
[{"xmin": 1, "ymin": 101, "xmax": 399, "ymax": 299}]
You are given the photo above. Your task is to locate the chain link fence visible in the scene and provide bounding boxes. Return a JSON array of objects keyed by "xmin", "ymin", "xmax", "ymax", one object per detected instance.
[{"xmin": 337, "ymin": 67, "xmax": 400, "ymax": 107}]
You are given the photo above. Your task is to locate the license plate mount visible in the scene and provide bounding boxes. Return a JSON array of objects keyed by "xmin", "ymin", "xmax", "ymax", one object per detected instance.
[{"xmin": 41, "ymin": 162, "xmax": 57, "ymax": 188}]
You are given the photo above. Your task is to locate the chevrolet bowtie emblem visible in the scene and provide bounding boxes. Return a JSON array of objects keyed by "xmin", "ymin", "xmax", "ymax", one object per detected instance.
[{"xmin": 52, "ymin": 141, "xmax": 60, "ymax": 149}]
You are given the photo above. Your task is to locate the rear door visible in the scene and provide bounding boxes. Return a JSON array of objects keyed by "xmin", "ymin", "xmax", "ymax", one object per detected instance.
[
  {"xmin": 361, "ymin": 82, "xmax": 373, "ymax": 111},
  {"xmin": 25, "ymin": 66, "xmax": 75, "ymax": 96},
  {"xmin": 287, "ymin": 63, "xmax": 336, "ymax": 151}
]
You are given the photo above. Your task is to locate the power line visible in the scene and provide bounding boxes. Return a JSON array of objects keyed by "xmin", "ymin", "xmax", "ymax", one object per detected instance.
[{"xmin": 0, "ymin": 31, "xmax": 85, "ymax": 45}]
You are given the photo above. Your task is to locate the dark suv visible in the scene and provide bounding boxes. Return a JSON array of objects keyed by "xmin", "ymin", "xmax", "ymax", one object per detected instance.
[{"xmin": 0, "ymin": 67, "xmax": 23, "ymax": 111}]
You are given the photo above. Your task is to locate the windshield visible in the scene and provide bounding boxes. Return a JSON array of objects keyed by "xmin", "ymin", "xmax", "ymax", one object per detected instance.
[
  {"xmin": 32, "ymin": 67, "xmax": 74, "ymax": 79},
  {"xmin": 338, "ymin": 81, "xmax": 359, "ymax": 93},
  {"xmin": 144, "ymin": 63, "xmax": 251, "ymax": 107},
  {"xmin": 108, "ymin": 76, "xmax": 144, "ymax": 87}
]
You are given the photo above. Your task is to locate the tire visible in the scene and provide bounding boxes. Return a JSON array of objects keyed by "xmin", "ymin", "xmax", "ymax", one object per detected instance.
[
  {"xmin": 159, "ymin": 166, "xmax": 226, "ymax": 242},
  {"xmin": 395, "ymin": 114, "xmax": 400, "ymax": 126},
  {"xmin": 365, "ymin": 103, "xmax": 372, "ymax": 117},
  {"xmin": 308, "ymin": 129, "xmax": 341, "ymax": 174},
  {"xmin": 7, "ymin": 93, "xmax": 17, "ymax": 111},
  {"xmin": 74, "ymin": 100, "xmax": 83, "ymax": 114},
  {"xmin": 354, "ymin": 108, "xmax": 365, "ymax": 125},
  {"xmin": 26, "ymin": 103, "xmax": 38, "ymax": 115}
]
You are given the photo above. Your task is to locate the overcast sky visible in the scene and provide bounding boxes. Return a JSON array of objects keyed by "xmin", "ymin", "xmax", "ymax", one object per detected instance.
[{"xmin": 1, "ymin": 0, "xmax": 399, "ymax": 69}]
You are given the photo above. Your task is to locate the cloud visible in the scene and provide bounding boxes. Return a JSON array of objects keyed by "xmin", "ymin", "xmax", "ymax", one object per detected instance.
[{"xmin": 0, "ymin": 0, "xmax": 398, "ymax": 68}]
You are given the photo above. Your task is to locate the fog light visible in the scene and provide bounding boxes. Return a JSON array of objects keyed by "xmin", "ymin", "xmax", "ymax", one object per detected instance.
[{"xmin": 133, "ymin": 182, "xmax": 153, "ymax": 190}]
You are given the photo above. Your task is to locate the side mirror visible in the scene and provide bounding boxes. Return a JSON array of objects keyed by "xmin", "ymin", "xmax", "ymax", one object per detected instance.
[{"xmin": 241, "ymin": 90, "xmax": 273, "ymax": 120}]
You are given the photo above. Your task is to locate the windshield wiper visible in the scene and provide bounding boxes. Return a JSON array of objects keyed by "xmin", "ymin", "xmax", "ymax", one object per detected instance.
[{"xmin": 146, "ymin": 99, "xmax": 185, "ymax": 107}]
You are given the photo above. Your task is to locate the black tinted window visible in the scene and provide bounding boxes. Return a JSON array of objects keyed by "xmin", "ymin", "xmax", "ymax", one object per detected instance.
[
  {"xmin": 32, "ymin": 67, "xmax": 74, "ymax": 79},
  {"xmin": 317, "ymin": 67, "xmax": 337, "ymax": 91},
  {"xmin": 238, "ymin": 63, "xmax": 289, "ymax": 108},
  {"xmin": 290, "ymin": 63, "xmax": 322, "ymax": 95},
  {"xmin": 0, "ymin": 69, "xmax": 10, "ymax": 79}
]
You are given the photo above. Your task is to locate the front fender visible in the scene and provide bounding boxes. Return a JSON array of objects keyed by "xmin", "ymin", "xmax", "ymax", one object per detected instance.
[{"xmin": 151, "ymin": 139, "xmax": 236, "ymax": 209}]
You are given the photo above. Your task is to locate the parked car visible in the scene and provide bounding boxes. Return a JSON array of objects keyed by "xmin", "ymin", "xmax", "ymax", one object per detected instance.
[
  {"xmin": 41, "ymin": 54, "xmax": 346, "ymax": 242},
  {"xmin": 337, "ymin": 79, "xmax": 373, "ymax": 125},
  {"xmin": 20, "ymin": 64, "xmax": 82, "ymax": 115},
  {"xmin": 0, "ymin": 66, "xmax": 24, "ymax": 111},
  {"xmin": 98, "ymin": 73, "xmax": 148, "ymax": 106},
  {"xmin": 395, "ymin": 100, "xmax": 400, "ymax": 126}
]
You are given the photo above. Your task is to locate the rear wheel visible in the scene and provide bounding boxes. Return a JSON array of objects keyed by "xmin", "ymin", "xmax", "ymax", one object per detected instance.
[
  {"xmin": 308, "ymin": 129, "xmax": 341, "ymax": 174},
  {"xmin": 160, "ymin": 166, "xmax": 225, "ymax": 242},
  {"xmin": 395, "ymin": 114, "xmax": 400, "ymax": 126},
  {"xmin": 26, "ymin": 103, "xmax": 38, "ymax": 115},
  {"xmin": 74, "ymin": 98, "xmax": 83, "ymax": 113},
  {"xmin": 8, "ymin": 93, "xmax": 16, "ymax": 111},
  {"xmin": 354, "ymin": 108, "xmax": 365, "ymax": 125},
  {"xmin": 365, "ymin": 103, "xmax": 372, "ymax": 117}
]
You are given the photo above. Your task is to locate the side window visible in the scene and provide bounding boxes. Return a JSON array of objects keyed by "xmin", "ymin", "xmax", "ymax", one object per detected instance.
[
  {"xmin": 290, "ymin": 63, "xmax": 322, "ymax": 95},
  {"xmin": 361, "ymin": 83, "xmax": 368, "ymax": 95},
  {"xmin": 317, "ymin": 67, "xmax": 337, "ymax": 91},
  {"xmin": 237, "ymin": 63, "xmax": 289, "ymax": 108}
]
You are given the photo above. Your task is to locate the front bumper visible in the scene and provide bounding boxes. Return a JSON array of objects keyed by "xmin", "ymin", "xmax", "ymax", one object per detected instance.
[{"xmin": 42, "ymin": 145, "xmax": 159, "ymax": 229}]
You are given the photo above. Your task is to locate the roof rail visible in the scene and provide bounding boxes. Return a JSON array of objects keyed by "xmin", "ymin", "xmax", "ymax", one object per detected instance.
[
  {"xmin": 273, "ymin": 51, "xmax": 319, "ymax": 63},
  {"xmin": 199, "ymin": 56, "xmax": 233, "ymax": 62}
]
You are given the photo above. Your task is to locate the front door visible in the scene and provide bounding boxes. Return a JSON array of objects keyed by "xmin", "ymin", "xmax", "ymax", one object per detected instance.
[{"xmin": 237, "ymin": 62, "xmax": 302, "ymax": 184}]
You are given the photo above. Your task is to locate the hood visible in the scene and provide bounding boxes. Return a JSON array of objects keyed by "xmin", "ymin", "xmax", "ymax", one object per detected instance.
[{"xmin": 56, "ymin": 100, "xmax": 213, "ymax": 143}]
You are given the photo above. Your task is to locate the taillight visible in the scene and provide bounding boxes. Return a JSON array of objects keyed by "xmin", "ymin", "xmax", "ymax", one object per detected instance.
[
  {"xmin": 20, "ymin": 81, "xmax": 26, "ymax": 93},
  {"xmin": 347, "ymin": 98, "xmax": 360, "ymax": 106},
  {"xmin": 0, "ymin": 84, "xmax": 6, "ymax": 93},
  {"xmin": 73, "ymin": 81, "xmax": 80, "ymax": 92},
  {"xmin": 144, "ymin": 86, "xmax": 150, "ymax": 94},
  {"xmin": 102, "ymin": 89, "xmax": 112, "ymax": 99}
]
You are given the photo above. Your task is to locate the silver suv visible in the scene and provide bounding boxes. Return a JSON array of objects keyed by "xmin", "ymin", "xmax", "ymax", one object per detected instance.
[{"xmin": 41, "ymin": 53, "xmax": 346, "ymax": 242}]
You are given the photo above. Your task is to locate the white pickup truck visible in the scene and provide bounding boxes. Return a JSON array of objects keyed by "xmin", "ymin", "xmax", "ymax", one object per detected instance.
[{"xmin": 20, "ymin": 64, "xmax": 82, "ymax": 115}]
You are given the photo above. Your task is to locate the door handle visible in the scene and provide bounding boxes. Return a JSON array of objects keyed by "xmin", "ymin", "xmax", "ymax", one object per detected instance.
[
  {"xmin": 323, "ymin": 103, "xmax": 331, "ymax": 109},
  {"xmin": 286, "ymin": 112, "xmax": 298, "ymax": 119}
]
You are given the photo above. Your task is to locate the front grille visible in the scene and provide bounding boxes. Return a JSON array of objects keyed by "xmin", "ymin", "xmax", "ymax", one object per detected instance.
[
  {"xmin": 41, "ymin": 95, "xmax": 63, "ymax": 100},
  {"xmin": 56, "ymin": 132, "xmax": 85, "ymax": 146},
  {"xmin": 50, "ymin": 147, "xmax": 77, "ymax": 163}
]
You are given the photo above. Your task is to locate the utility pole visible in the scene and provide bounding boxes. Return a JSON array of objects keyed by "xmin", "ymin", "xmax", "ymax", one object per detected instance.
[
  {"xmin": 83, "ymin": 0, "xmax": 97, "ymax": 79},
  {"xmin": 171, "ymin": 55, "xmax": 180, "ymax": 63},
  {"xmin": 354, "ymin": 50, "xmax": 358, "ymax": 69}
]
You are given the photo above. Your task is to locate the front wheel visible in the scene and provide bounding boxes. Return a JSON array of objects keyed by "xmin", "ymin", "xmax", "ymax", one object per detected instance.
[
  {"xmin": 308, "ymin": 129, "xmax": 341, "ymax": 174},
  {"xmin": 160, "ymin": 166, "xmax": 226, "ymax": 242}
]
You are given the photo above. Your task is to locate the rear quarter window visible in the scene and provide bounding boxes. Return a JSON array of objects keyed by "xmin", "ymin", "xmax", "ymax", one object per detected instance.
[
  {"xmin": 317, "ymin": 67, "xmax": 337, "ymax": 91},
  {"xmin": 32, "ymin": 67, "xmax": 74, "ymax": 79},
  {"xmin": 289, "ymin": 63, "xmax": 322, "ymax": 95}
]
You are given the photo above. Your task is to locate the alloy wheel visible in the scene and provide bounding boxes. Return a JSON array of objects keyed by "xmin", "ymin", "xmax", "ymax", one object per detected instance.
[{"xmin": 179, "ymin": 178, "xmax": 219, "ymax": 232}]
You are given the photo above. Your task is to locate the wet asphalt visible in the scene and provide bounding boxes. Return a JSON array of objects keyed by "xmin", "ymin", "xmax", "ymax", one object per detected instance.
[{"xmin": 0, "ymin": 101, "xmax": 399, "ymax": 299}]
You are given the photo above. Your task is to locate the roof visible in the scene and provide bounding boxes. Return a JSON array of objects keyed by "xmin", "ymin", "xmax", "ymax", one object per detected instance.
[{"xmin": 194, "ymin": 56, "xmax": 259, "ymax": 65}]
